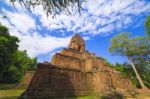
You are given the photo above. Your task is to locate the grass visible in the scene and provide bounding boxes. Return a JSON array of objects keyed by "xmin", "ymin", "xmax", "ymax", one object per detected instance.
[
  {"xmin": 136, "ymin": 93, "xmax": 150, "ymax": 99},
  {"xmin": 1, "ymin": 89, "xmax": 150, "ymax": 99},
  {"xmin": 0, "ymin": 83, "xmax": 24, "ymax": 99},
  {"xmin": 0, "ymin": 83, "xmax": 17, "ymax": 90},
  {"xmin": 0, "ymin": 89, "xmax": 98, "ymax": 99},
  {"xmin": 51, "ymin": 96, "xmax": 98, "ymax": 99},
  {"xmin": 0, "ymin": 83, "xmax": 99, "ymax": 99},
  {"xmin": 0, "ymin": 83, "xmax": 150, "ymax": 99},
  {"xmin": 0, "ymin": 89, "xmax": 25, "ymax": 99},
  {"xmin": 65, "ymin": 95, "xmax": 98, "ymax": 99}
]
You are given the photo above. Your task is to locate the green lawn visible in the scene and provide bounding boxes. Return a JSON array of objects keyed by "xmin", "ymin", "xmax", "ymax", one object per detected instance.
[
  {"xmin": 136, "ymin": 93, "xmax": 150, "ymax": 99},
  {"xmin": 0, "ymin": 89, "xmax": 98, "ymax": 99},
  {"xmin": 0, "ymin": 83, "xmax": 99, "ymax": 99},
  {"xmin": 0, "ymin": 83, "xmax": 150, "ymax": 99},
  {"xmin": 0, "ymin": 83, "xmax": 17, "ymax": 90},
  {"xmin": 0, "ymin": 89, "xmax": 24, "ymax": 99},
  {"xmin": 1, "ymin": 89, "xmax": 150, "ymax": 99},
  {"xmin": 64, "ymin": 96, "xmax": 98, "ymax": 99}
]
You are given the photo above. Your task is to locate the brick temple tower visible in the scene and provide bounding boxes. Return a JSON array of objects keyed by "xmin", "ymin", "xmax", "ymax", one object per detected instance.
[
  {"xmin": 20, "ymin": 34, "xmax": 134, "ymax": 99},
  {"xmin": 69, "ymin": 34, "xmax": 85, "ymax": 52}
]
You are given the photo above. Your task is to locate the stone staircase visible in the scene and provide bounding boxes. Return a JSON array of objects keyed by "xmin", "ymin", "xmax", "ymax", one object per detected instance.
[
  {"xmin": 124, "ymin": 92, "xmax": 136, "ymax": 99},
  {"xmin": 136, "ymin": 89, "xmax": 150, "ymax": 96},
  {"xmin": 117, "ymin": 89, "xmax": 136, "ymax": 99},
  {"xmin": 120, "ymin": 89, "xmax": 150, "ymax": 99},
  {"xmin": 135, "ymin": 89, "xmax": 150, "ymax": 99}
]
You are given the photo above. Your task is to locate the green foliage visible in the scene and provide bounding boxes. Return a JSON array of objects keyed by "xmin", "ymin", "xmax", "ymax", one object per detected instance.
[
  {"xmin": 109, "ymin": 32, "xmax": 131, "ymax": 56},
  {"xmin": 129, "ymin": 36, "xmax": 150, "ymax": 56},
  {"xmin": 0, "ymin": 25, "xmax": 37, "ymax": 83},
  {"xmin": 144, "ymin": 71, "xmax": 150, "ymax": 88},
  {"xmin": 109, "ymin": 32, "xmax": 150, "ymax": 57},
  {"xmin": 103, "ymin": 58, "xmax": 114, "ymax": 67},
  {"xmin": 145, "ymin": 15, "xmax": 150, "ymax": 36},
  {"xmin": 12, "ymin": 51, "xmax": 37, "ymax": 71},
  {"xmin": 3, "ymin": 51, "xmax": 37, "ymax": 82},
  {"xmin": 114, "ymin": 63, "xmax": 125, "ymax": 73},
  {"xmin": 0, "ymin": 89, "xmax": 24, "ymax": 99},
  {"xmin": 134, "ymin": 56, "xmax": 150, "ymax": 88},
  {"xmin": 114, "ymin": 63, "xmax": 138, "ymax": 87},
  {"xmin": 0, "ymin": 25, "xmax": 9, "ymax": 36},
  {"xmin": 0, "ymin": 25, "xmax": 19, "ymax": 81},
  {"xmin": 110, "ymin": 32, "xmax": 150, "ymax": 88},
  {"xmin": 96, "ymin": 56, "xmax": 114, "ymax": 67},
  {"xmin": 114, "ymin": 62, "xmax": 150, "ymax": 88},
  {"xmin": 96, "ymin": 56, "xmax": 105, "ymax": 60},
  {"xmin": 0, "ymin": 83, "xmax": 17, "ymax": 90}
]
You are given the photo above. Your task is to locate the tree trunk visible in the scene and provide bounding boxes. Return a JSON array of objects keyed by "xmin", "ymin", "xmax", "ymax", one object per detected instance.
[{"xmin": 128, "ymin": 56, "xmax": 147, "ymax": 89}]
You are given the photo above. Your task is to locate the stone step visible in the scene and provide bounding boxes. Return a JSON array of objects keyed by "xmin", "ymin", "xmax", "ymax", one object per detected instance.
[
  {"xmin": 123, "ymin": 93, "xmax": 136, "ymax": 99},
  {"xmin": 125, "ymin": 96, "xmax": 137, "ymax": 99},
  {"xmin": 125, "ymin": 96, "xmax": 134, "ymax": 98},
  {"xmin": 136, "ymin": 89, "xmax": 150, "ymax": 95},
  {"xmin": 118, "ymin": 90, "xmax": 136, "ymax": 99}
]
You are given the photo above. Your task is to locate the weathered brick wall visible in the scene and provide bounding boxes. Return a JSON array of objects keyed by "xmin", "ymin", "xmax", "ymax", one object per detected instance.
[
  {"xmin": 20, "ymin": 64, "xmax": 134, "ymax": 99},
  {"xmin": 85, "ymin": 57, "xmax": 94, "ymax": 72},
  {"xmin": 61, "ymin": 48, "xmax": 82, "ymax": 59},
  {"xmin": 51, "ymin": 53, "xmax": 82, "ymax": 70},
  {"xmin": 111, "ymin": 73, "xmax": 134, "ymax": 90},
  {"xmin": 18, "ymin": 71, "xmax": 34, "ymax": 89},
  {"xmin": 93, "ymin": 71, "xmax": 114, "ymax": 93},
  {"xmin": 20, "ymin": 63, "xmax": 93, "ymax": 98}
]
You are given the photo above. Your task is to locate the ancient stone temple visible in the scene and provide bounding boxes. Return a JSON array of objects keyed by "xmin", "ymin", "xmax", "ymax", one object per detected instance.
[{"xmin": 20, "ymin": 34, "xmax": 134, "ymax": 99}]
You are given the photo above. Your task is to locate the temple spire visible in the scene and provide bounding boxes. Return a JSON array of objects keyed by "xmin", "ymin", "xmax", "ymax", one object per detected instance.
[{"xmin": 69, "ymin": 34, "xmax": 85, "ymax": 52}]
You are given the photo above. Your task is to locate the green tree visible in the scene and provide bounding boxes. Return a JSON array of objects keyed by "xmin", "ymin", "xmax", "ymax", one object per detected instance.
[
  {"xmin": 114, "ymin": 62, "xmax": 150, "ymax": 88},
  {"xmin": 114, "ymin": 63, "xmax": 138, "ymax": 87},
  {"xmin": 96, "ymin": 56, "xmax": 114, "ymax": 67},
  {"xmin": 6, "ymin": 50, "xmax": 37, "ymax": 82},
  {"xmin": 145, "ymin": 15, "xmax": 150, "ymax": 36},
  {"xmin": 0, "ymin": 25, "xmax": 37, "ymax": 83},
  {"xmin": 109, "ymin": 32, "xmax": 149, "ymax": 89},
  {"xmin": 0, "ymin": 25, "xmax": 19, "ymax": 81}
]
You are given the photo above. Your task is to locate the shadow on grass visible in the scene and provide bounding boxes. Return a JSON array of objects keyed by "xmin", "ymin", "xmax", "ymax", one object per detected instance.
[
  {"xmin": 0, "ymin": 89, "xmax": 25, "ymax": 99},
  {"xmin": 0, "ymin": 83, "xmax": 17, "ymax": 90},
  {"xmin": 0, "ymin": 96, "xmax": 18, "ymax": 99}
]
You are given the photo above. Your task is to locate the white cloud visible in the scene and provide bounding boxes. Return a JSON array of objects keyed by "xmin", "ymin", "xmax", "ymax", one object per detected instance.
[
  {"xmin": 31, "ymin": 0, "xmax": 150, "ymax": 35},
  {"xmin": 18, "ymin": 33, "xmax": 71, "ymax": 57},
  {"xmin": 4, "ymin": 11, "xmax": 36, "ymax": 34},
  {"xmin": 0, "ymin": 9, "xmax": 71, "ymax": 58},
  {"xmin": 1, "ymin": 0, "xmax": 150, "ymax": 58}
]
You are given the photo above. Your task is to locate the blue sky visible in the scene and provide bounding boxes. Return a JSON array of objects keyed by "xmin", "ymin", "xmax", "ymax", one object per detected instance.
[{"xmin": 0, "ymin": 0, "xmax": 150, "ymax": 64}]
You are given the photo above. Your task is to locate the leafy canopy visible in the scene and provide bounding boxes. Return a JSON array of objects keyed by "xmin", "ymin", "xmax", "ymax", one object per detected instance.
[
  {"xmin": 0, "ymin": 25, "xmax": 37, "ymax": 83},
  {"xmin": 114, "ymin": 62, "xmax": 150, "ymax": 88},
  {"xmin": 109, "ymin": 32, "xmax": 150, "ymax": 57},
  {"xmin": 145, "ymin": 15, "xmax": 150, "ymax": 36},
  {"xmin": 0, "ymin": 25, "xmax": 19, "ymax": 77}
]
